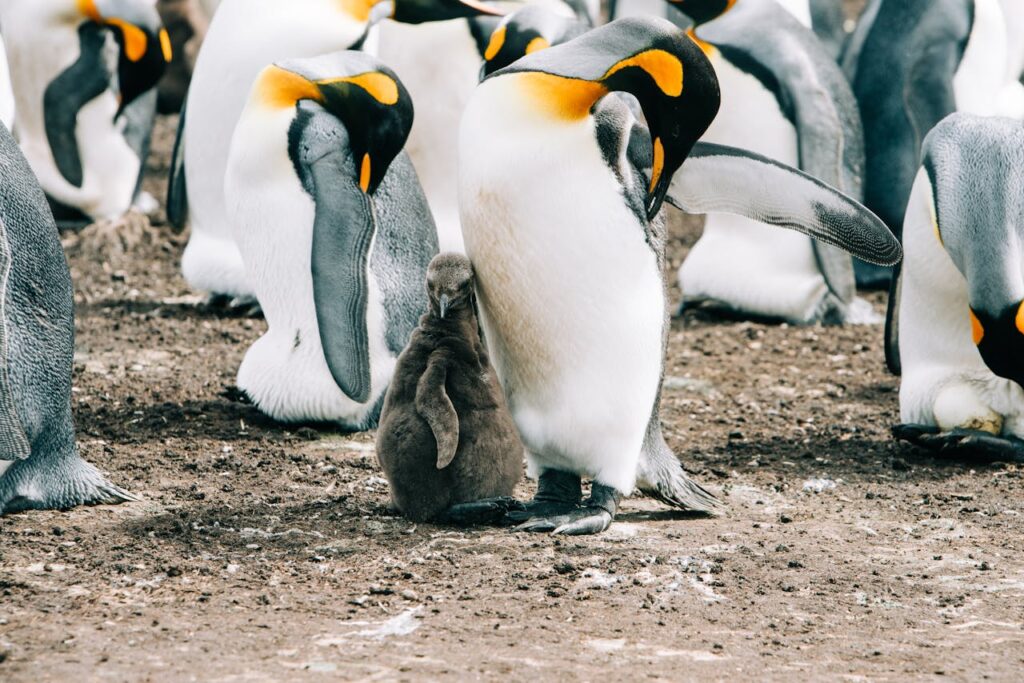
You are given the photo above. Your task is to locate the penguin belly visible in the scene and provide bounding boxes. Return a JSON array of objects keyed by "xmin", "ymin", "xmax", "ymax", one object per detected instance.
[
  {"xmin": 180, "ymin": 0, "xmax": 366, "ymax": 297},
  {"xmin": 679, "ymin": 56, "xmax": 828, "ymax": 323},
  {"xmin": 4, "ymin": 26, "xmax": 138, "ymax": 220},
  {"xmin": 377, "ymin": 19, "xmax": 478, "ymax": 254},
  {"xmin": 460, "ymin": 97, "xmax": 663, "ymax": 494},
  {"xmin": 898, "ymin": 171, "xmax": 1024, "ymax": 436},
  {"xmin": 953, "ymin": 0, "xmax": 1010, "ymax": 116},
  {"xmin": 227, "ymin": 112, "xmax": 392, "ymax": 427}
]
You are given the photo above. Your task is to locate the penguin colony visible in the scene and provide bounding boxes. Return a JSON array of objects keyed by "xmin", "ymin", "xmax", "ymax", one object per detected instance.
[{"xmin": 0, "ymin": 0, "xmax": 1021, "ymax": 536}]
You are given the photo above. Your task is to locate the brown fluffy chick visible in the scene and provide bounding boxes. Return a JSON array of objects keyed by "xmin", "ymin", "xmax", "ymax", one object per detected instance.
[{"xmin": 376, "ymin": 253, "xmax": 524, "ymax": 524}]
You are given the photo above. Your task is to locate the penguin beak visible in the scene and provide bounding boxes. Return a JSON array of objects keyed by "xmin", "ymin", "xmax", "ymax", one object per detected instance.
[
  {"xmin": 439, "ymin": 294, "xmax": 451, "ymax": 319},
  {"xmin": 390, "ymin": 0, "xmax": 507, "ymax": 25}
]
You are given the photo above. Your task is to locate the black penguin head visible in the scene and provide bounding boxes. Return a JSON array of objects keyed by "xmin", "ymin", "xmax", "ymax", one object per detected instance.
[
  {"xmin": 969, "ymin": 304, "xmax": 1024, "ymax": 389},
  {"xmin": 260, "ymin": 52, "xmax": 414, "ymax": 195},
  {"xmin": 78, "ymin": 0, "xmax": 171, "ymax": 116},
  {"xmin": 385, "ymin": 0, "xmax": 506, "ymax": 24},
  {"xmin": 426, "ymin": 254, "xmax": 475, "ymax": 319},
  {"xmin": 480, "ymin": 6, "xmax": 588, "ymax": 79},
  {"xmin": 663, "ymin": 0, "xmax": 736, "ymax": 25},
  {"xmin": 488, "ymin": 17, "xmax": 721, "ymax": 221}
]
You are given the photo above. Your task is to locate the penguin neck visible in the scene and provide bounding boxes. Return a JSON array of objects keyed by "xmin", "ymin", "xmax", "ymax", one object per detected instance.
[{"xmin": 430, "ymin": 305, "xmax": 478, "ymax": 330}]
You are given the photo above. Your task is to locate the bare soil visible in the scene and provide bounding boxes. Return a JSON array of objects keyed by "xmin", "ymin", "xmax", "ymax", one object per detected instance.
[{"xmin": 4, "ymin": 12, "xmax": 1024, "ymax": 680}]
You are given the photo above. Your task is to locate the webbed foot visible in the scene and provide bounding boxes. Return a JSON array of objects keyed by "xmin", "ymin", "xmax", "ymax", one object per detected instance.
[
  {"xmin": 503, "ymin": 469, "xmax": 582, "ymax": 524},
  {"xmin": 439, "ymin": 497, "xmax": 525, "ymax": 526},
  {"xmin": 515, "ymin": 482, "xmax": 620, "ymax": 536},
  {"xmin": 893, "ymin": 424, "xmax": 1024, "ymax": 462},
  {"xmin": 205, "ymin": 293, "xmax": 263, "ymax": 318},
  {"xmin": 0, "ymin": 455, "xmax": 137, "ymax": 515}
]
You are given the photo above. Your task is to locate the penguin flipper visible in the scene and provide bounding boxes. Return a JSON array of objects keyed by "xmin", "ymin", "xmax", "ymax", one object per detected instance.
[
  {"xmin": 884, "ymin": 263, "xmax": 903, "ymax": 375},
  {"xmin": 665, "ymin": 142, "xmax": 902, "ymax": 268},
  {"xmin": 309, "ymin": 149, "xmax": 374, "ymax": 405},
  {"xmin": 415, "ymin": 355, "xmax": 459, "ymax": 469},
  {"xmin": 0, "ymin": 218, "xmax": 30, "ymax": 461},
  {"xmin": 167, "ymin": 97, "xmax": 188, "ymax": 231}
]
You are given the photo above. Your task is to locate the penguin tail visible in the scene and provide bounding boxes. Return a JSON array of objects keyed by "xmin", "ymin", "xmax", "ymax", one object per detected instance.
[{"xmin": 637, "ymin": 426, "xmax": 723, "ymax": 514}]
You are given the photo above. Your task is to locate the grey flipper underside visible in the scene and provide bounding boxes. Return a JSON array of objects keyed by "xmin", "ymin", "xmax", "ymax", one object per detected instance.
[
  {"xmin": 0, "ymin": 217, "xmax": 30, "ymax": 461},
  {"xmin": 167, "ymin": 97, "xmax": 188, "ymax": 231},
  {"xmin": 43, "ymin": 23, "xmax": 110, "ymax": 189},
  {"xmin": 309, "ymin": 148, "xmax": 374, "ymax": 404},
  {"xmin": 697, "ymin": 2, "xmax": 862, "ymax": 304},
  {"xmin": 664, "ymin": 142, "xmax": 902, "ymax": 268}
]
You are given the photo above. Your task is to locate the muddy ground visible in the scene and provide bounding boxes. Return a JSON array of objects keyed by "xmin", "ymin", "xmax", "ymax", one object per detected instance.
[{"xmin": 5, "ymin": 6, "xmax": 1024, "ymax": 682}]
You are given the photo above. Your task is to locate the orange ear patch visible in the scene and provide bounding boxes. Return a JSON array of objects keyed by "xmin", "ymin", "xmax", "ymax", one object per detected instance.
[
  {"xmin": 321, "ymin": 72, "xmax": 400, "ymax": 105},
  {"xmin": 649, "ymin": 136, "xmax": 665, "ymax": 192},
  {"xmin": 604, "ymin": 49, "xmax": 684, "ymax": 97},
  {"xmin": 77, "ymin": 0, "xmax": 101, "ymax": 21},
  {"xmin": 106, "ymin": 19, "xmax": 149, "ymax": 62},
  {"xmin": 359, "ymin": 154, "xmax": 372, "ymax": 193},
  {"xmin": 970, "ymin": 308, "xmax": 984, "ymax": 345},
  {"xmin": 1016, "ymin": 301, "xmax": 1024, "ymax": 336}
]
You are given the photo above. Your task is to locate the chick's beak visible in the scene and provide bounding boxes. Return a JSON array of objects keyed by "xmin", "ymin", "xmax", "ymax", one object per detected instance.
[{"xmin": 439, "ymin": 294, "xmax": 451, "ymax": 319}]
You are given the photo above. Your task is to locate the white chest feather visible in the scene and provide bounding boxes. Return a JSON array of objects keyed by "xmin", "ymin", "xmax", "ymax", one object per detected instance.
[{"xmin": 954, "ymin": 0, "xmax": 1011, "ymax": 115}]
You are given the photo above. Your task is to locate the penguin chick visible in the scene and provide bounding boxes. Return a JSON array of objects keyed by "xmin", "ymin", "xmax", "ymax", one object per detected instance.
[{"xmin": 376, "ymin": 254, "xmax": 524, "ymax": 524}]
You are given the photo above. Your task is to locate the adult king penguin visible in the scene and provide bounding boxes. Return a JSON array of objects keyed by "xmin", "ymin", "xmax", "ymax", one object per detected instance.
[
  {"xmin": 0, "ymin": 0, "xmax": 170, "ymax": 227},
  {"xmin": 225, "ymin": 52, "xmax": 438, "ymax": 428},
  {"xmin": 664, "ymin": 0, "xmax": 870, "ymax": 324},
  {"xmin": 459, "ymin": 17, "xmax": 901, "ymax": 534},
  {"xmin": 842, "ymin": 0, "xmax": 1010, "ymax": 289},
  {"xmin": 172, "ymin": 0, "xmax": 502, "ymax": 304},
  {"xmin": 0, "ymin": 124, "xmax": 133, "ymax": 514},
  {"xmin": 892, "ymin": 114, "xmax": 1024, "ymax": 460}
]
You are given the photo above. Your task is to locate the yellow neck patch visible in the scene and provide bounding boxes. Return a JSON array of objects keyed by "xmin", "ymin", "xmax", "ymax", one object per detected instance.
[
  {"xmin": 258, "ymin": 66, "xmax": 324, "ymax": 108},
  {"xmin": 340, "ymin": 0, "xmax": 379, "ymax": 22},
  {"xmin": 359, "ymin": 154, "xmax": 372, "ymax": 192},
  {"xmin": 77, "ymin": 0, "xmax": 101, "ymax": 21},
  {"xmin": 159, "ymin": 28, "xmax": 173, "ymax": 62},
  {"xmin": 603, "ymin": 49, "xmax": 684, "ymax": 98},
  {"xmin": 686, "ymin": 28, "xmax": 717, "ymax": 59},
  {"xmin": 321, "ymin": 72, "xmax": 400, "ymax": 105},
  {"xmin": 525, "ymin": 37, "xmax": 550, "ymax": 55},
  {"xmin": 970, "ymin": 308, "xmax": 985, "ymax": 345},
  {"xmin": 1016, "ymin": 301, "xmax": 1024, "ymax": 336},
  {"xmin": 516, "ymin": 72, "xmax": 608, "ymax": 121},
  {"xmin": 485, "ymin": 26, "xmax": 506, "ymax": 61}
]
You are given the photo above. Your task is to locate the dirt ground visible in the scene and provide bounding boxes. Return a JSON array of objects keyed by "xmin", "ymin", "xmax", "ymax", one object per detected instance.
[{"xmin": 5, "ymin": 4, "xmax": 1024, "ymax": 681}]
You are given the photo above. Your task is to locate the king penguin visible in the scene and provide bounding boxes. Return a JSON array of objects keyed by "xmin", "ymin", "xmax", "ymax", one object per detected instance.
[
  {"xmin": 459, "ymin": 17, "xmax": 901, "ymax": 534},
  {"xmin": 0, "ymin": 0, "xmax": 170, "ymax": 227},
  {"xmin": 892, "ymin": 114, "xmax": 1024, "ymax": 459},
  {"xmin": 225, "ymin": 52, "xmax": 438, "ymax": 429},
  {"xmin": 0, "ymin": 123, "xmax": 134, "ymax": 514},
  {"xmin": 664, "ymin": 0, "xmax": 871, "ymax": 325},
  {"xmin": 842, "ymin": 0, "xmax": 1010, "ymax": 289},
  {"xmin": 172, "ymin": 0, "xmax": 503, "ymax": 304}
]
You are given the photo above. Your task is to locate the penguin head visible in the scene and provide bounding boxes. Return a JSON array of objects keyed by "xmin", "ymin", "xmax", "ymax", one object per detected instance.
[
  {"xmin": 384, "ymin": 0, "xmax": 507, "ymax": 24},
  {"xmin": 924, "ymin": 114, "xmax": 1024, "ymax": 389},
  {"xmin": 426, "ymin": 253, "xmax": 475, "ymax": 320},
  {"xmin": 487, "ymin": 17, "xmax": 720, "ymax": 220},
  {"xmin": 663, "ymin": 0, "xmax": 736, "ymax": 25},
  {"xmin": 480, "ymin": 6, "xmax": 588, "ymax": 79},
  {"xmin": 256, "ymin": 51, "xmax": 413, "ymax": 195},
  {"xmin": 77, "ymin": 0, "xmax": 171, "ymax": 115}
]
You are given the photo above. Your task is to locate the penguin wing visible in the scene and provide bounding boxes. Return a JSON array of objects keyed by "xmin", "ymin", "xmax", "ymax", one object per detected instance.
[
  {"xmin": 0, "ymin": 217, "xmax": 31, "ymax": 461},
  {"xmin": 42, "ymin": 23, "xmax": 110, "ymax": 188},
  {"xmin": 415, "ymin": 354, "xmax": 460, "ymax": 469},
  {"xmin": 698, "ymin": 4, "xmax": 862, "ymax": 304},
  {"xmin": 167, "ymin": 97, "xmax": 188, "ymax": 231},
  {"xmin": 884, "ymin": 264, "xmax": 903, "ymax": 375},
  {"xmin": 664, "ymin": 142, "xmax": 902, "ymax": 267},
  {"xmin": 308, "ymin": 146, "xmax": 375, "ymax": 405}
]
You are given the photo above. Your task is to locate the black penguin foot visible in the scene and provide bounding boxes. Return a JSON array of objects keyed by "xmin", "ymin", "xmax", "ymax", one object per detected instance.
[
  {"xmin": 894, "ymin": 424, "xmax": 1024, "ymax": 463},
  {"xmin": 503, "ymin": 470, "xmax": 582, "ymax": 524},
  {"xmin": 515, "ymin": 483, "xmax": 621, "ymax": 536},
  {"xmin": 204, "ymin": 293, "xmax": 263, "ymax": 318},
  {"xmin": 439, "ymin": 497, "xmax": 526, "ymax": 526}
]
